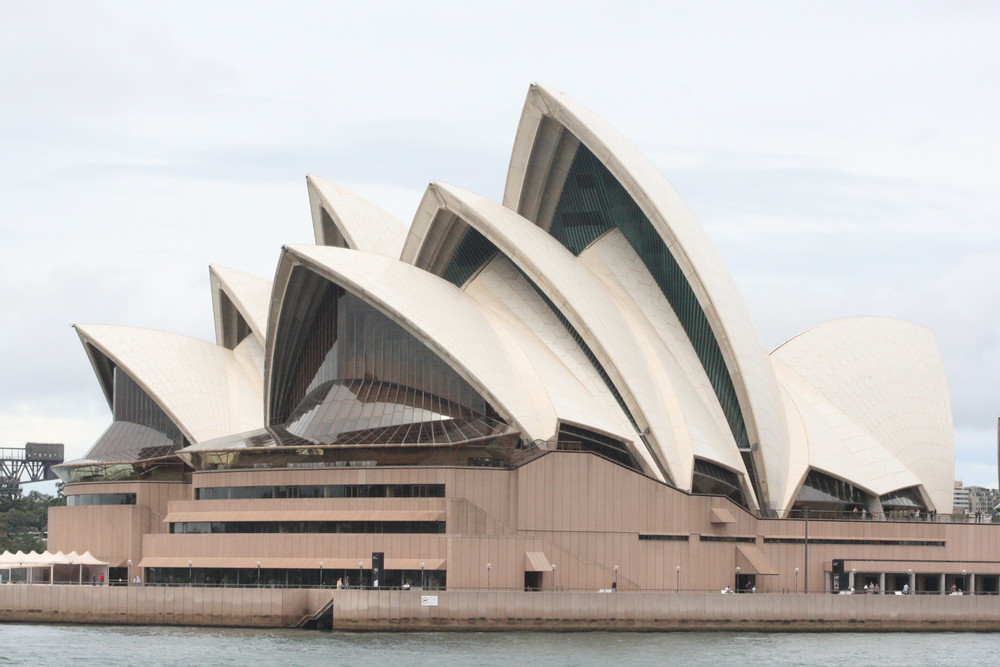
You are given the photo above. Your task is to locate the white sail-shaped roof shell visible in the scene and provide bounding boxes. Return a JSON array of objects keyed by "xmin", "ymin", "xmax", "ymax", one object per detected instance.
[
  {"xmin": 462, "ymin": 258, "xmax": 642, "ymax": 452},
  {"xmin": 502, "ymin": 83, "xmax": 789, "ymax": 508},
  {"xmin": 209, "ymin": 264, "xmax": 271, "ymax": 348},
  {"xmin": 402, "ymin": 183, "xmax": 759, "ymax": 489},
  {"xmin": 271, "ymin": 245, "xmax": 575, "ymax": 444},
  {"xmin": 395, "ymin": 189, "xmax": 661, "ymax": 476},
  {"xmin": 75, "ymin": 324, "xmax": 264, "ymax": 444},
  {"xmin": 307, "ymin": 175, "xmax": 407, "ymax": 257},
  {"xmin": 771, "ymin": 317, "xmax": 954, "ymax": 512}
]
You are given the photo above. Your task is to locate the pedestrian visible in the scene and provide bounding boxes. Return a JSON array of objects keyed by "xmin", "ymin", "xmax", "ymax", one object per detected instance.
[
  {"xmin": 336, "ymin": 577, "xmax": 343, "ymax": 589},
  {"xmin": 99, "ymin": 573, "xmax": 105, "ymax": 585}
]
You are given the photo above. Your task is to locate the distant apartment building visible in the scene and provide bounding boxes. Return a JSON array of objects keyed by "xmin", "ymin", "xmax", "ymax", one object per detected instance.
[
  {"xmin": 954, "ymin": 482, "xmax": 970, "ymax": 513},
  {"xmin": 953, "ymin": 481, "xmax": 998, "ymax": 514}
]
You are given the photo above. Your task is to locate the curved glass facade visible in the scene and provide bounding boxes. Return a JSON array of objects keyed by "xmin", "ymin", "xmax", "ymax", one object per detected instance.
[
  {"xmin": 880, "ymin": 486, "xmax": 927, "ymax": 512},
  {"xmin": 84, "ymin": 368, "xmax": 188, "ymax": 462},
  {"xmin": 793, "ymin": 469, "xmax": 871, "ymax": 512},
  {"xmin": 269, "ymin": 267, "xmax": 504, "ymax": 445},
  {"xmin": 556, "ymin": 422, "xmax": 638, "ymax": 470},
  {"xmin": 691, "ymin": 458, "xmax": 746, "ymax": 507},
  {"xmin": 440, "ymin": 225, "xmax": 499, "ymax": 288},
  {"xmin": 543, "ymin": 142, "xmax": 751, "ymax": 459}
]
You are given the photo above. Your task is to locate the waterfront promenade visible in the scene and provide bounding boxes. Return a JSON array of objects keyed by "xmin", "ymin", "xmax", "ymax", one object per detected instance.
[{"xmin": 2, "ymin": 585, "xmax": 999, "ymax": 631}]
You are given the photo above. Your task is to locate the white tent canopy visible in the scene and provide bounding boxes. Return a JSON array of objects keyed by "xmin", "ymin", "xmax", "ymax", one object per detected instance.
[
  {"xmin": 0, "ymin": 550, "xmax": 108, "ymax": 568},
  {"xmin": 0, "ymin": 550, "xmax": 110, "ymax": 584}
]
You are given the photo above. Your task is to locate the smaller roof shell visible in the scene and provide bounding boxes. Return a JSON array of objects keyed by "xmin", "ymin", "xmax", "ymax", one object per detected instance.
[
  {"xmin": 74, "ymin": 324, "xmax": 264, "ymax": 445},
  {"xmin": 772, "ymin": 317, "xmax": 954, "ymax": 512},
  {"xmin": 209, "ymin": 264, "xmax": 271, "ymax": 348},
  {"xmin": 268, "ymin": 245, "xmax": 573, "ymax": 443},
  {"xmin": 306, "ymin": 176, "xmax": 408, "ymax": 257}
]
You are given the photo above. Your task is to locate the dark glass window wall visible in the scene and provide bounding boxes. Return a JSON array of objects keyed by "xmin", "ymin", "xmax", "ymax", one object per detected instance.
[
  {"xmin": 269, "ymin": 272, "xmax": 505, "ymax": 446},
  {"xmin": 196, "ymin": 483, "xmax": 445, "ymax": 500},
  {"xmin": 170, "ymin": 521, "xmax": 446, "ymax": 534},
  {"xmin": 793, "ymin": 469, "xmax": 871, "ymax": 512},
  {"xmin": 83, "ymin": 367, "xmax": 188, "ymax": 462},
  {"xmin": 67, "ymin": 493, "xmax": 137, "ymax": 506},
  {"xmin": 691, "ymin": 458, "xmax": 746, "ymax": 508},
  {"xmin": 544, "ymin": 143, "xmax": 751, "ymax": 462},
  {"xmin": 147, "ymin": 567, "xmax": 446, "ymax": 589}
]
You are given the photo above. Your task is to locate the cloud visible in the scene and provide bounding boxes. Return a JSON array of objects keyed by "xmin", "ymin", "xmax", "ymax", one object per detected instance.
[{"xmin": 2, "ymin": 0, "xmax": 998, "ymax": 489}]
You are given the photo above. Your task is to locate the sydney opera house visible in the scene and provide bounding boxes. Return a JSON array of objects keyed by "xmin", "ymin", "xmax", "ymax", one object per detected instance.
[{"xmin": 47, "ymin": 84, "xmax": 999, "ymax": 596}]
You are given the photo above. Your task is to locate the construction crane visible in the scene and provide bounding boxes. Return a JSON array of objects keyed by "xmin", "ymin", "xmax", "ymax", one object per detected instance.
[{"xmin": 0, "ymin": 443, "xmax": 64, "ymax": 500}]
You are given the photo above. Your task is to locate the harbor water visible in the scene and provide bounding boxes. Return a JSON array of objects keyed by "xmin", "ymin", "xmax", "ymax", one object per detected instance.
[{"xmin": 0, "ymin": 624, "xmax": 997, "ymax": 666}]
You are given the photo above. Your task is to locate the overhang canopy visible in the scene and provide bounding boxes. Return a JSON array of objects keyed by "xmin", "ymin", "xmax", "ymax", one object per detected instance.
[
  {"xmin": 736, "ymin": 544, "xmax": 778, "ymax": 576},
  {"xmin": 710, "ymin": 507, "xmax": 737, "ymax": 524},
  {"xmin": 524, "ymin": 551, "xmax": 552, "ymax": 572}
]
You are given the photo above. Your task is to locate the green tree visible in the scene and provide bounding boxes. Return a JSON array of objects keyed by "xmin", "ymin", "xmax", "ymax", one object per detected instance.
[{"xmin": 0, "ymin": 490, "xmax": 63, "ymax": 553}]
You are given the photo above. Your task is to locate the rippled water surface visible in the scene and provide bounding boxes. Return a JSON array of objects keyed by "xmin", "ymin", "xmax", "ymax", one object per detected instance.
[{"xmin": 0, "ymin": 624, "xmax": 997, "ymax": 666}]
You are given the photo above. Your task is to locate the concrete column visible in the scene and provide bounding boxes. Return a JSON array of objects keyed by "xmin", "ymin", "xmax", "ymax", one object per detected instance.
[
  {"xmin": 969, "ymin": 573, "xmax": 976, "ymax": 594},
  {"xmin": 909, "ymin": 571, "xmax": 916, "ymax": 593},
  {"xmin": 939, "ymin": 573, "xmax": 946, "ymax": 594},
  {"xmin": 848, "ymin": 571, "xmax": 856, "ymax": 590},
  {"xmin": 879, "ymin": 572, "xmax": 885, "ymax": 594}
]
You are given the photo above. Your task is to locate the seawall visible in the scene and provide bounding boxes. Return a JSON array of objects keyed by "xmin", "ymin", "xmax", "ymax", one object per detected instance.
[{"xmin": 2, "ymin": 585, "xmax": 999, "ymax": 631}]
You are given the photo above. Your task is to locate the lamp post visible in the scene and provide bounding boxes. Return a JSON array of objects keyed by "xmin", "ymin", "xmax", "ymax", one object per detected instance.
[
  {"xmin": 962, "ymin": 569, "xmax": 967, "ymax": 592},
  {"xmin": 188, "ymin": 560, "xmax": 193, "ymax": 586},
  {"xmin": 486, "ymin": 563, "xmax": 492, "ymax": 590},
  {"xmin": 551, "ymin": 563, "xmax": 557, "ymax": 591},
  {"xmin": 257, "ymin": 560, "xmax": 261, "ymax": 586},
  {"xmin": 359, "ymin": 561, "xmax": 363, "ymax": 589},
  {"xmin": 735, "ymin": 566, "xmax": 741, "ymax": 592},
  {"xmin": 613, "ymin": 565, "xmax": 619, "ymax": 592},
  {"xmin": 319, "ymin": 562, "xmax": 323, "ymax": 588},
  {"xmin": 420, "ymin": 562, "xmax": 425, "ymax": 590},
  {"xmin": 18, "ymin": 560, "xmax": 23, "ymax": 584},
  {"xmin": 794, "ymin": 567, "xmax": 799, "ymax": 593}
]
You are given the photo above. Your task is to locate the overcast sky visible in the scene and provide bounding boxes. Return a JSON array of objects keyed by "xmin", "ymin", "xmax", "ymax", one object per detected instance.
[{"xmin": 2, "ymin": 1, "xmax": 997, "ymax": 491}]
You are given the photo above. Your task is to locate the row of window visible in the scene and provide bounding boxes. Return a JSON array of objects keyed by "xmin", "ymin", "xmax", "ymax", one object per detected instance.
[
  {"xmin": 699, "ymin": 535, "xmax": 757, "ymax": 543},
  {"xmin": 67, "ymin": 493, "xmax": 137, "ymax": 506},
  {"xmin": 169, "ymin": 521, "xmax": 446, "ymax": 534},
  {"xmin": 195, "ymin": 483, "xmax": 446, "ymax": 500},
  {"xmin": 764, "ymin": 538, "xmax": 946, "ymax": 547}
]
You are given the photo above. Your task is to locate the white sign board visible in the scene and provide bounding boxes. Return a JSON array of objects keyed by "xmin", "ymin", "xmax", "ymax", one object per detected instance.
[{"xmin": 420, "ymin": 595, "xmax": 439, "ymax": 606}]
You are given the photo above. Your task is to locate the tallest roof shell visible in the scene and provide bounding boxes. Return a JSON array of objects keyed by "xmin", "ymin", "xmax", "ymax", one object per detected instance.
[{"xmin": 503, "ymin": 83, "xmax": 790, "ymax": 509}]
